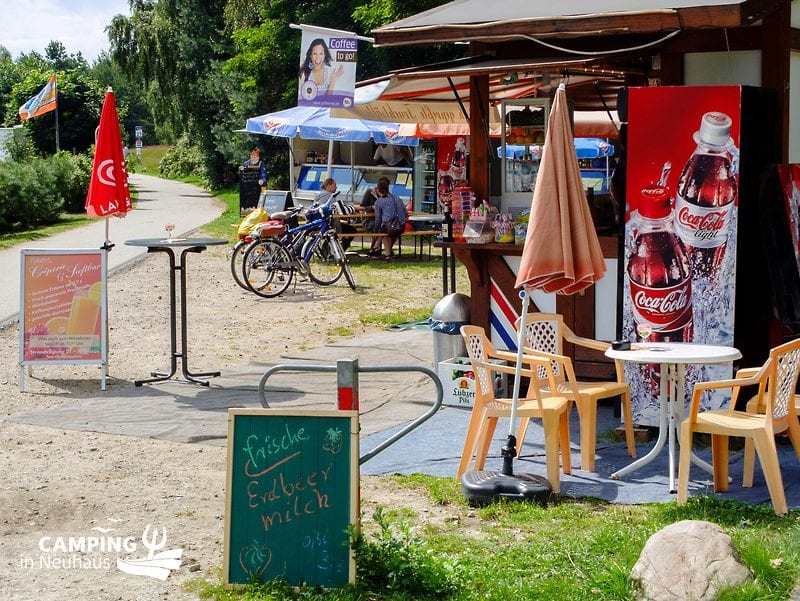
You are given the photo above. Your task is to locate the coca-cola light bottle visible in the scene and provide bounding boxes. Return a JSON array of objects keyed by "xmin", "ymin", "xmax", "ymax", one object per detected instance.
[
  {"xmin": 628, "ymin": 186, "xmax": 693, "ymax": 342},
  {"xmin": 674, "ymin": 112, "xmax": 738, "ymax": 278}
]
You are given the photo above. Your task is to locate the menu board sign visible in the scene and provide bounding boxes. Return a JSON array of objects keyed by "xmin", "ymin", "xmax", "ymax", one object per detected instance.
[
  {"xmin": 225, "ymin": 409, "xmax": 359, "ymax": 587},
  {"xmin": 19, "ymin": 249, "xmax": 107, "ymax": 364}
]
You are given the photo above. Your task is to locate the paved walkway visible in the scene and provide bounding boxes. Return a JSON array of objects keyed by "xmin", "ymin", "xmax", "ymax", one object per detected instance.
[{"xmin": 0, "ymin": 173, "xmax": 224, "ymax": 326}]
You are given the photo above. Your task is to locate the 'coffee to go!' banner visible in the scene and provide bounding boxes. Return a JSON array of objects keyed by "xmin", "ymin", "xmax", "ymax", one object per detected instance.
[{"xmin": 20, "ymin": 249, "xmax": 106, "ymax": 363}]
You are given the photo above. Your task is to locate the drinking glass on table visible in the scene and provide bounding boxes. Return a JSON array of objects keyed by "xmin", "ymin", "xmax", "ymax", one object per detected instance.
[{"xmin": 636, "ymin": 322, "xmax": 653, "ymax": 343}]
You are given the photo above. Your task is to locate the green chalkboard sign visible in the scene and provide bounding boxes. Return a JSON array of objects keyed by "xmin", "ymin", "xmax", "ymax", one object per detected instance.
[{"xmin": 225, "ymin": 409, "xmax": 359, "ymax": 587}]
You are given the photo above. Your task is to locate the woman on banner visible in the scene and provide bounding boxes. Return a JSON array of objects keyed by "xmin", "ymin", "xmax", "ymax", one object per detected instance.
[{"xmin": 299, "ymin": 38, "xmax": 344, "ymax": 99}]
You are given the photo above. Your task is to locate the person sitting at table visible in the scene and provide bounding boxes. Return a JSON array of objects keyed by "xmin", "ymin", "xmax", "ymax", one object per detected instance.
[
  {"xmin": 360, "ymin": 187, "xmax": 381, "ymax": 256},
  {"xmin": 372, "ymin": 176, "xmax": 408, "ymax": 262},
  {"xmin": 373, "ymin": 143, "xmax": 413, "ymax": 167},
  {"xmin": 314, "ymin": 178, "xmax": 358, "ymax": 250}
]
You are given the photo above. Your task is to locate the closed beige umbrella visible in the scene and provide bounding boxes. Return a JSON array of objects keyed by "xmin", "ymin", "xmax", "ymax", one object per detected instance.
[
  {"xmin": 515, "ymin": 84, "xmax": 606, "ymax": 295},
  {"xmin": 494, "ymin": 84, "xmax": 608, "ymax": 490}
]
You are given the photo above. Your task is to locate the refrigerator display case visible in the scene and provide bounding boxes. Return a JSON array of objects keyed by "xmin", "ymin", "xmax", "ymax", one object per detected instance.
[
  {"xmin": 500, "ymin": 98, "xmax": 550, "ymax": 212},
  {"xmin": 623, "ymin": 85, "xmax": 777, "ymax": 426},
  {"xmin": 294, "ymin": 164, "xmax": 412, "ymax": 205},
  {"xmin": 413, "ymin": 140, "xmax": 438, "ymax": 213}
]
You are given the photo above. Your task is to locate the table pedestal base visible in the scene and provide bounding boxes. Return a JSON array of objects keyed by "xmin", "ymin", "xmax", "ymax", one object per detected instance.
[
  {"xmin": 611, "ymin": 363, "xmax": 713, "ymax": 492},
  {"xmin": 133, "ymin": 244, "xmax": 221, "ymax": 387}
]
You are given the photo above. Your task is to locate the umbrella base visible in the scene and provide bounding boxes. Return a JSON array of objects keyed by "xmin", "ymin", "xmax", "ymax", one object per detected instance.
[{"xmin": 461, "ymin": 470, "xmax": 553, "ymax": 507}]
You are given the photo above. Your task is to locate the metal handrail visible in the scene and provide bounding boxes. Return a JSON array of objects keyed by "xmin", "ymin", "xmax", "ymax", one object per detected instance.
[{"xmin": 258, "ymin": 362, "xmax": 443, "ymax": 464}]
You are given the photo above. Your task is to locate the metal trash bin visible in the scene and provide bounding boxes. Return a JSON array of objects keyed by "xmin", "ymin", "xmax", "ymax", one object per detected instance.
[{"xmin": 430, "ymin": 293, "xmax": 470, "ymax": 367}]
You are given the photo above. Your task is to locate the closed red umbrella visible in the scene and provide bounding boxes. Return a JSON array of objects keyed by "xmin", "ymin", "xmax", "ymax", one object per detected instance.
[
  {"xmin": 515, "ymin": 84, "xmax": 606, "ymax": 295},
  {"xmin": 85, "ymin": 88, "xmax": 131, "ymax": 221}
]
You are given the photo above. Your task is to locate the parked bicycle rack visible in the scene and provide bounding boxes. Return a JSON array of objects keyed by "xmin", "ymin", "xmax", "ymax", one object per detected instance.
[{"xmin": 258, "ymin": 358, "xmax": 443, "ymax": 464}]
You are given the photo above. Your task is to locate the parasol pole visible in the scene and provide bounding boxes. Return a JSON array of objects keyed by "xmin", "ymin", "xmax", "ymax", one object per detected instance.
[
  {"xmin": 350, "ymin": 141, "xmax": 355, "ymax": 203},
  {"xmin": 502, "ymin": 288, "xmax": 531, "ymax": 475},
  {"xmin": 326, "ymin": 139, "xmax": 334, "ymax": 179}
]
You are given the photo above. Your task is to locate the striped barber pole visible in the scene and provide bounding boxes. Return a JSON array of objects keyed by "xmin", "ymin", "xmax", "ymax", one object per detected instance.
[{"xmin": 489, "ymin": 278, "xmax": 519, "ymax": 351}]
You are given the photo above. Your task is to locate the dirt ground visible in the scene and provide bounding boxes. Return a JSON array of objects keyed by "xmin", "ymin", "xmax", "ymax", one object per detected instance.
[{"xmin": 0, "ymin": 243, "xmax": 460, "ymax": 600}]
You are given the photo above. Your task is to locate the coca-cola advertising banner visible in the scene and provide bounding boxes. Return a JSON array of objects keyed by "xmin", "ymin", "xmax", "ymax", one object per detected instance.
[
  {"xmin": 624, "ymin": 86, "xmax": 741, "ymax": 426},
  {"xmin": 777, "ymin": 164, "xmax": 800, "ymax": 279}
]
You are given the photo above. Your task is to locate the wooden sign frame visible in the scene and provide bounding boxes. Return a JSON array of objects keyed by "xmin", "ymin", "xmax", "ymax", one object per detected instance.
[{"xmin": 224, "ymin": 408, "xmax": 360, "ymax": 588}]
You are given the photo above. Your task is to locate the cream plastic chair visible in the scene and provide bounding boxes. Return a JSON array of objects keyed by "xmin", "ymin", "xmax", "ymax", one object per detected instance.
[
  {"xmin": 514, "ymin": 313, "xmax": 637, "ymax": 472},
  {"xmin": 459, "ymin": 325, "xmax": 571, "ymax": 493},
  {"xmin": 676, "ymin": 337, "xmax": 800, "ymax": 515}
]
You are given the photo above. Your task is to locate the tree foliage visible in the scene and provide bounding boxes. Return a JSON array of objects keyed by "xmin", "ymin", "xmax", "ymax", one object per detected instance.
[{"xmin": 0, "ymin": 0, "xmax": 461, "ymax": 187}]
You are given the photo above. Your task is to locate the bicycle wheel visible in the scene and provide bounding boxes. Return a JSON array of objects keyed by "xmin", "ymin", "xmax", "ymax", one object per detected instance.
[
  {"xmin": 303, "ymin": 234, "xmax": 343, "ymax": 286},
  {"xmin": 242, "ymin": 239, "xmax": 293, "ymax": 298},
  {"xmin": 330, "ymin": 235, "xmax": 357, "ymax": 290},
  {"xmin": 230, "ymin": 240, "xmax": 250, "ymax": 290}
]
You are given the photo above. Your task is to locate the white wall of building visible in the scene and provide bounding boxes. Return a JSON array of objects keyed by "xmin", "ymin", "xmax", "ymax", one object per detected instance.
[{"xmin": 683, "ymin": 50, "xmax": 761, "ymax": 86}]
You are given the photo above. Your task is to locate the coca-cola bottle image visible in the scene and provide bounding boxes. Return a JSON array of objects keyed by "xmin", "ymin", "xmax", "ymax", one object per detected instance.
[
  {"xmin": 628, "ymin": 186, "xmax": 693, "ymax": 342},
  {"xmin": 674, "ymin": 111, "xmax": 738, "ymax": 278}
]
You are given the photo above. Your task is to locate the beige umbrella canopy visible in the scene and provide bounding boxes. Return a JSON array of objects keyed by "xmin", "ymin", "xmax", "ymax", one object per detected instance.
[
  {"xmin": 494, "ymin": 84, "xmax": 608, "ymax": 490},
  {"xmin": 515, "ymin": 84, "xmax": 606, "ymax": 295}
]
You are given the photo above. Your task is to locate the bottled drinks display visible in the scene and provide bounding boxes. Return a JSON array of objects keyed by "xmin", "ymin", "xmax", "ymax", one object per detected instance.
[
  {"xmin": 628, "ymin": 186, "xmax": 693, "ymax": 342},
  {"xmin": 623, "ymin": 86, "xmax": 753, "ymax": 427},
  {"xmin": 674, "ymin": 112, "xmax": 739, "ymax": 279}
]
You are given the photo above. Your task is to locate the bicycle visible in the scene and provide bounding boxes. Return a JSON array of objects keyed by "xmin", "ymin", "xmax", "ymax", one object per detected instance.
[
  {"xmin": 242, "ymin": 205, "xmax": 355, "ymax": 297},
  {"xmin": 230, "ymin": 208, "xmax": 302, "ymax": 290}
]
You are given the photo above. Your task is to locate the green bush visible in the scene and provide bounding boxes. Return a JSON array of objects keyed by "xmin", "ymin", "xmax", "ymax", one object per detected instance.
[
  {"xmin": 4, "ymin": 128, "xmax": 37, "ymax": 163},
  {"xmin": 158, "ymin": 137, "xmax": 206, "ymax": 180},
  {"xmin": 0, "ymin": 158, "xmax": 62, "ymax": 232},
  {"xmin": 352, "ymin": 506, "xmax": 462, "ymax": 598},
  {"xmin": 50, "ymin": 151, "xmax": 92, "ymax": 213}
]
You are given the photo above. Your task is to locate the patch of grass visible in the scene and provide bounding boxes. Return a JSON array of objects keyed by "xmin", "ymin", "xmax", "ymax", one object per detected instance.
[
  {"xmin": 389, "ymin": 474, "xmax": 465, "ymax": 507},
  {"xmin": 134, "ymin": 144, "xmax": 171, "ymax": 172},
  {"xmin": 359, "ymin": 306, "xmax": 434, "ymax": 328},
  {"xmin": 199, "ymin": 186, "xmax": 242, "ymax": 242},
  {"xmin": 327, "ymin": 325, "xmax": 354, "ymax": 337},
  {"xmin": 188, "ymin": 489, "xmax": 800, "ymax": 600},
  {"xmin": 0, "ymin": 213, "xmax": 95, "ymax": 249}
]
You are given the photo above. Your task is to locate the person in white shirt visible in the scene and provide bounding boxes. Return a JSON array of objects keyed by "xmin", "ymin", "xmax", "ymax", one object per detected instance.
[
  {"xmin": 313, "ymin": 178, "xmax": 358, "ymax": 250},
  {"xmin": 373, "ymin": 143, "xmax": 412, "ymax": 167}
]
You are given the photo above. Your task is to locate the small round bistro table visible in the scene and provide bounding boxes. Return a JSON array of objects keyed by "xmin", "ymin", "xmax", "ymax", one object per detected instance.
[
  {"xmin": 125, "ymin": 237, "xmax": 228, "ymax": 386},
  {"xmin": 605, "ymin": 342, "xmax": 742, "ymax": 492}
]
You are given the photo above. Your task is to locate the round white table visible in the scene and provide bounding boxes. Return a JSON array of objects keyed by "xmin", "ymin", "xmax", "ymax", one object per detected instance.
[{"xmin": 605, "ymin": 342, "xmax": 742, "ymax": 492}]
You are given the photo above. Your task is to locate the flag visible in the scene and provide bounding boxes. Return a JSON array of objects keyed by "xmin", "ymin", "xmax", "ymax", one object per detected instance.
[
  {"xmin": 18, "ymin": 75, "xmax": 58, "ymax": 121},
  {"xmin": 85, "ymin": 88, "xmax": 131, "ymax": 218}
]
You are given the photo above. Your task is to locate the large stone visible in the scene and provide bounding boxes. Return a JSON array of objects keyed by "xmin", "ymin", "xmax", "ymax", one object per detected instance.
[{"xmin": 630, "ymin": 520, "xmax": 752, "ymax": 601}]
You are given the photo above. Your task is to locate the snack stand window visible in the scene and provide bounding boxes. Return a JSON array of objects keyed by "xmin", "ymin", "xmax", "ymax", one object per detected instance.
[{"xmin": 501, "ymin": 98, "xmax": 550, "ymax": 211}]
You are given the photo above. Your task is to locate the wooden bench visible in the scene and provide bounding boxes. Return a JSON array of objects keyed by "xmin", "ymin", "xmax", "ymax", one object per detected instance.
[{"xmin": 337, "ymin": 229, "xmax": 440, "ymax": 259}]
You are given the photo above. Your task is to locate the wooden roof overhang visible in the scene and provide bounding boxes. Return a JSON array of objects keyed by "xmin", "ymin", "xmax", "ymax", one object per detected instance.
[{"xmin": 372, "ymin": 0, "xmax": 787, "ymax": 47}]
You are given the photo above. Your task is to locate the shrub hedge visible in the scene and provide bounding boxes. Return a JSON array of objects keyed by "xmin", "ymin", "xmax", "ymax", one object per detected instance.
[
  {"xmin": 158, "ymin": 137, "xmax": 206, "ymax": 181},
  {"xmin": 0, "ymin": 151, "xmax": 93, "ymax": 233}
]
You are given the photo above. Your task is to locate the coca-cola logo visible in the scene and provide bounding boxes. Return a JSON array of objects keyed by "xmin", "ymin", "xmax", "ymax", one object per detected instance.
[
  {"xmin": 633, "ymin": 288, "xmax": 689, "ymax": 316},
  {"xmin": 629, "ymin": 276, "xmax": 692, "ymax": 329},
  {"xmin": 677, "ymin": 207, "xmax": 727, "ymax": 233}
]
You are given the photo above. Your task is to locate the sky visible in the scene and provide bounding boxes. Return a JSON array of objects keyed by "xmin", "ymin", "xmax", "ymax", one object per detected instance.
[{"xmin": 0, "ymin": 0, "xmax": 131, "ymax": 62}]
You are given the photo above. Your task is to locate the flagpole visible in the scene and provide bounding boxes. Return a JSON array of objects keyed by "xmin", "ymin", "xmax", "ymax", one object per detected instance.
[{"xmin": 54, "ymin": 73, "xmax": 60, "ymax": 151}]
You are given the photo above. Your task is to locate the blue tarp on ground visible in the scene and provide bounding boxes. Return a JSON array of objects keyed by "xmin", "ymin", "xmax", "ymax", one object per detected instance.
[{"xmin": 360, "ymin": 402, "xmax": 800, "ymax": 508}]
